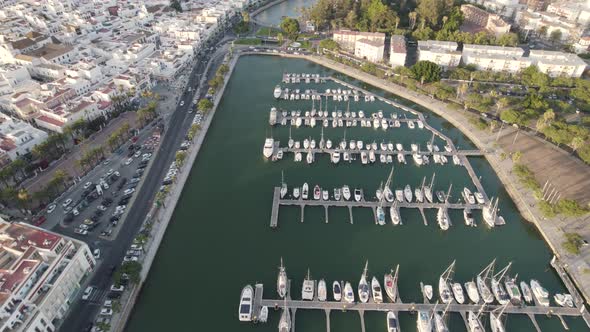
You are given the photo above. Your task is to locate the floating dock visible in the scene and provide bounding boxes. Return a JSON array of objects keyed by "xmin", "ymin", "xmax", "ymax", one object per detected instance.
[{"xmin": 282, "ymin": 73, "xmax": 327, "ymax": 84}]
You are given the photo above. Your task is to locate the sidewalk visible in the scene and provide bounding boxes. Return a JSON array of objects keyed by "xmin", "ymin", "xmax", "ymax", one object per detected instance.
[{"xmin": 275, "ymin": 53, "xmax": 590, "ymax": 302}]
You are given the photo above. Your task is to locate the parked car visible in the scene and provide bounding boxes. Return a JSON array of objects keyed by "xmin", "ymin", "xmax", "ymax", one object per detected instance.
[
  {"xmin": 100, "ymin": 308, "xmax": 113, "ymax": 316},
  {"xmin": 97, "ymin": 205, "xmax": 107, "ymax": 211},
  {"xmin": 84, "ymin": 182, "xmax": 93, "ymax": 189},
  {"xmin": 125, "ymin": 158, "xmax": 133, "ymax": 165},
  {"xmin": 93, "ymin": 249, "xmax": 101, "ymax": 259},
  {"xmin": 82, "ymin": 286, "xmax": 95, "ymax": 300},
  {"xmin": 46, "ymin": 204, "xmax": 56, "ymax": 214},
  {"xmin": 62, "ymin": 198, "xmax": 73, "ymax": 208},
  {"xmin": 100, "ymin": 229, "xmax": 113, "ymax": 237},
  {"xmin": 110, "ymin": 284, "xmax": 125, "ymax": 292}
]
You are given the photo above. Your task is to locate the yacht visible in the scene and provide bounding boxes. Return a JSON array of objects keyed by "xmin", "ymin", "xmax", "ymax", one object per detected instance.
[
  {"xmin": 415, "ymin": 187, "xmax": 424, "ymax": 203},
  {"xmin": 269, "ymin": 108, "xmax": 278, "ymax": 125},
  {"xmin": 361, "ymin": 151, "xmax": 368, "ymax": 164},
  {"xmin": 384, "ymin": 186, "xmax": 394, "ymax": 202},
  {"xmin": 424, "ymin": 285, "xmax": 434, "ymax": 300},
  {"xmin": 301, "ymin": 269, "xmax": 314, "ymax": 300},
  {"xmin": 452, "ymin": 283, "xmax": 465, "ymax": 304},
  {"xmin": 554, "ymin": 294, "xmax": 574, "ymax": 307},
  {"xmin": 277, "ymin": 258, "xmax": 288, "ymax": 298},
  {"xmin": 274, "ymin": 85, "xmax": 282, "ymax": 99},
  {"xmin": 465, "ymin": 281, "xmax": 480, "ymax": 303},
  {"xmin": 333, "ymin": 281, "xmax": 342, "ymax": 301},
  {"xmin": 408, "ymin": 120, "xmax": 415, "ymax": 129},
  {"xmin": 397, "ymin": 153, "xmax": 406, "ymax": 164},
  {"xmin": 302, "ymin": 183, "xmax": 309, "ymax": 200},
  {"xmin": 384, "ymin": 268, "xmax": 399, "ymax": 302},
  {"xmin": 306, "ymin": 151, "xmax": 314, "ymax": 164},
  {"xmin": 371, "ymin": 276, "xmax": 383, "ymax": 303},
  {"xmin": 467, "ymin": 311, "xmax": 485, "ymax": 332},
  {"xmin": 464, "ymin": 209, "xmax": 475, "ymax": 227},
  {"xmin": 263, "ymin": 138, "xmax": 275, "ymax": 159},
  {"xmin": 334, "ymin": 188, "xmax": 342, "ymax": 201},
  {"xmin": 387, "ymin": 312, "xmax": 400, "ymax": 332},
  {"xmin": 313, "ymin": 185, "xmax": 321, "ymax": 200},
  {"xmin": 520, "ymin": 281, "xmax": 533, "ymax": 303},
  {"xmin": 390, "ymin": 203, "xmax": 401, "ymax": 225},
  {"xmin": 344, "ymin": 282, "xmax": 355, "ymax": 303},
  {"xmin": 396, "ymin": 143, "xmax": 403, "ymax": 151},
  {"xmin": 354, "ymin": 189, "xmax": 363, "ymax": 202},
  {"xmin": 322, "ymin": 190, "xmax": 329, "ymax": 201},
  {"xmin": 416, "ymin": 311, "xmax": 433, "ymax": 332},
  {"xmin": 395, "ymin": 189, "xmax": 404, "ymax": 203},
  {"xmin": 278, "ymin": 303, "xmax": 291, "ymax": 332},
  {"xmin": 404, "ymin": 185, "xmax": 413, "ymax": 202},
  {"xmin": 259, "ymin": 306, "xmax": 268, "ymax": 323},
  {"xmin": 318, "ymin": 279, "xmax": 327, "ymax": 302},
  {"xmin": 434, "ymin": 312, "xmax": 449, "ymax": 332},
  {"xmin": 463, "ymin": 188, "xmax": 476, "ymax": 204},
  {"xmin": 239, "ymin": 285, "xmax": 254, "ymax": 321},
  {"xmin": 358, "ymin": 261, "xmax": 370, "ymax": 303},
  {"xmin": 331, "ymin": 151, "xmax": 341, "ymax": 164},
  {"xmin": 413, "ymin": 153, "xmax": 424, "ymax": 166},
  {"xmin": 477, "ymin": 275, "xmax": 494, "ymax": 304},
  {"xmin": 475, "ymin": 192, "xmax": 485, "ymax": 204},
  {"xmin": 293, "ymin": 187, "xmax": 300, "ymax": 199},
  {"xmin": 376, "ymin": 206, "xmax": 386, "ymax": 226},
  {"xmin": 530, "ymin": 279, "xmax": 550, "ymax": 306},
  {"xmin": 504, "ymin": 277, "xmax": 522, "ymax": 305},
  {"xmin": 326, "ymin": 139, "xmax": 333, "ymax": 149},
  {"xmin": 343, "ymin": 186, "xmax": 351, "ymax": 200}
]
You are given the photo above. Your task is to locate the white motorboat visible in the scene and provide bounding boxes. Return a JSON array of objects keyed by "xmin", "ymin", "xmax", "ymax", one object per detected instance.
[
  {"xmin": 334, "ymin": 188, "xmax": 342, "ymax": 201},
  {"xmin": 463, "ymin": 188, "xmax": 476, "ymax": 204},
  {"xmin": 453, "ymin": 283, "xmax": 465, "ymax": 304},
  {"xmin": 373, "ymin": 118, "xmax": 380, "ymax": 129},
  {"xmin": 404, "ymin": 185, "xmax": 413, "ymax": 203},
  {"xmin": 354, "ymin": 189, "xmax": 363, "ymax": 202},
  {"xmin": 310, "ymin": 139, "xmax": 316, "ymax": 149},
  {"xmin": 424, "ymin": 284, "xmax": 434, "ymax": 300},
  {"xmin": 439, "ymin": 276, "xmax": 453, "ymax": 303},
  {"xmin": 408, "ymin": 120, "xmax": 415, "ymax": 129},
  {"xmin": 376, "ymin": 206, "xmax": 386, "ymax": 226},
  {"xmin": 530, "ymin": 279, "xmax": 550, "ymax": 306},
  {"xmin": 381, "ymin": 119, "xmax": 388, "ymax": 130},
  {"xmin": 361, "ymin": 151, "xmax": 368, "ymax": 164},
  {"xmin": 379, "ymin": 154, "xmax": 387, "ymax": 163},
  {"xmin": 358, "ymin": 261, "xmax": 370, "ymax": 303},
  {"xmin": 395, "ymin": 190, "xmax": 404, "ymax": 202},
  {"xmin": 388, "ymin": 143, "xmax": 394, "ymax": 151},
  {"xmin": 380, "ymin": 142, "xmax": 387, "ymax": 151},
  {"xmin": 301, "ymin": 269, "xmax": 314, "ymax": 300},
  {"xmin": 417, "ymin": 120, "xmax": 424, "ymax": 129},
  {"xmin": 390, "ymin": 203, "xmax": 401, "ymax": 225},
  {"xmin": 412, "ymin": 153, "xmax": 423, "ymax": 166},
  {"xmin": 349, "ymin": 140, "xmax": 357, "ymax": 150},
  {"xmin": 343, "ymin": 185, "xmax": 351, "ymax": 200},
  {"xmin": 303, "ymin": 139, "xmax": 310, "ymax": 149},
  {"xmin": 293, "ymin": 187, "xmax": 300, "ymax": 199},
  {"xmin": 465, "ymin": 281, "xmax": 480, "ymax": 303},
  {"xmin": 384, "ymin": 267, "xmax": 399, "ymax": 302},
  {"xmin": 273, "ymin": 85, "xmax": 282, "ymax": 99},
  {"xmin": 280, "ymin": 182, "xmax": 288, "ymax": 199},
  {"xmin": 554, "ymin": 293, "xmax": 574, "ymax": 307},
  {"xmin": 239, "ymin": 285, "xmax": 254, "ymax": 321},
  {"xmin": 331, "ymin": 151, "xmax": 341, "ymax": 164},
  {"xmin": 313, "ymin": 185, "xmax": 321, "ymax": 200},
  {"xmin": 397, "ymin": 153, "xmax": 406, "ymax": 164},
  {"xmin": 464, "ymin": 209, "xmax": 475, "ymax": 226},
  {"xmin": 520, "ymin": 281, "xmax": 533, "ymax": 303},
  {"xmin": 358, "ymin": 141, "xmax": 364, "ymax": 149},
  {"xmin": 326, "ymin": 139, "xmax": 333, "ymax": 149},
  {"xmin": 340, "ymin": 139, "xmax": 346, "ymax": 150},
  {"xmin": 411, "ymin": 144, "xmax": 418, "ymax": 152},
  {"xmin": 259, "ymin": 306, "xmax": 268, "ymax": 323},
  {"xmin": 344, "ymin": 282, "xmax": 354, "ymax": 303},
  {"xmin": 295, "ymin": 141, "xmax": 301, "ymax": 149},
  {"xmin": 376, "ymin": 187, "xmax": 383, "ymax": 201},
  {"xmin": 396, "ymin": 143, "xmax": 403, "ymax": 151},
  {"xmin": 322, "ymin": 190, "xmax": 329, "ymax": 201},
  {"xmin": 295, "ymin": 117, "xmax": 302, "ymax": 128},
  {"xmin": 371, "ymin": 276, "xmax": 383, "ymax": 303},
  {"xmin": 323, "ymin": 119, "xmax": 329, "ymax": 127},
  {"xmin": 467, "ymin": 311, "xmax": 484, "ymax": 332},
  {"xmin": 294, "ymin": 152, "xmax": 302, "ymax": 162},
  {"xmin": 369, "ymin": 150, "xmax": 376, "ymax": 163},
  {"xmin": 306, "ymin": 151, "xmax": 314, "ymax": 164},
  {"xmin": 343, "ymin": 152, "xmax": 350, "ymax": 162},
  {"xmin": 475, "ymin": 192, "xmax": 485, "ymax": 204},
  {"xmin": 387, "ymin": 311, "xmax": 399, "ymax": 332},
  {"xmin": 269, "ymin": 107, "xmax": 278, "ymax": 125},
  {"xmin": 263, "ymin": 138, "xmax": 274, "ymax": 159},
  {"xmin": 318, "ymin": 279, "xmax": 327, "ymax": 301},
  {"xmin": 333, "ymin": 281, "xmax": 342, "ymax": 301},
  {"xmin": 453, "ymin": 155, "xmax": 461, "ymax": 165},
  {"xmin": 302, "ymin": 183, "xmax": 309, "ymax": 200},
  {"xmin": 444, "ymin": 145, "xmax": 452, "ymax": 152},
  {"xmin": 310, "ymin": 118, "xmax": 316, "ymax": 128},
  {"xmin": 416, "ymin": 311, "xmax": 432, "ymax": 332},
  {"xmin": 277, "ymin": 258, "xmax": 288, "ymax": 298}
]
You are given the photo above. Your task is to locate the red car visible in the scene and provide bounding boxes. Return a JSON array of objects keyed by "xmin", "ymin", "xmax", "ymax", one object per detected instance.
[{"xmin": 33, "ymin": 216, "xmax": 46, "ymax": 226}]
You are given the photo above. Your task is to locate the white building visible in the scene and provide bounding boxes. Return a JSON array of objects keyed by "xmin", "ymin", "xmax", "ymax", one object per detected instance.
[
  {"xmin": 389, "ymin": 35, "xmax": 407, "ymax": 67},
  {"xmin": 461, "ymin": 44, "xmax": 530, "ymax": 73},
  {"xmin": 354, "ymin": 38, "xmax": 384, "ymax": 63},
  {"xmin": 547, "ymin": 1, "xmax": 590, "ymax": 24},
  {"xmin": 417, "ymin": 41, "xmax": 461, "ymax": 70},
  {"xmin": 0, "ymin": 220, "xmax": 95, "ymax": 332},
  {"xmin": 0, "ymin": 113, "xmax": 48, "ymax": 160},
  {"xmin": 332, "ymin": 30, "xmax": 386, "ymax": 52},
  {"xmin": 528, "ymin": 50, "xmax": 587, "ymax": 77}
]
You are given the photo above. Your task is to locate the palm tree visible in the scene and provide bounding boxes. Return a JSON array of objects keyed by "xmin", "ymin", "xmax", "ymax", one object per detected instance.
[
  {"xmin": 571, "ymin": 136, "xmax": 584, "ymax": 154},
  {"xmin": 16, "ymin": 188, "xmax": 30, "ymax": 209},
  {"xmin": 409, "ymin": 12, "xmax": 418, "ymax": 30},
  {"xmin": 52, "ymin": 170, "xmax": 68, "ymax": 190}
]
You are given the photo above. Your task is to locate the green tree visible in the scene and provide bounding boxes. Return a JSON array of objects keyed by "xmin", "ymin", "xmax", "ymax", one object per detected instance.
[
  {"xmin": 280, "ymin": 18, "xmax": 300, "ymax": 41},
  {"xmin": 537, "ymin": 26, "xmax": 548, "ymax": 37},
  {"xmin": 550, "ymin": 29, "xmax": 562, "ymax": 44},
  {"xmin": 198, "ymin": 99, "xmax": 214, "ymax": 112},
  {"xmin": 417, "ymin": 0, "xmax": 444, "ymax": 27},
  {"xmin": 175, "ymin": 151, "xmax": 187, "ymax": 167},
  {"xmin": 562, "ymin": 233, "xmax": 584, "ymax": 255},
  {"xmin": 241, "ymin": 11, "xmax": 250, "ymax": 23},
  {"xmin": 495, "ymin": 33, "xmax": 519, "ymax": 47},
  {"xmin": 412, "ymin": 27, "xmax": 434, "ymax": 40},
  {"xmin": 411, "ymin": 61, "xmax": 441, "ymax": 83},
  {"xmin": 319, "ymin": 39, "xmax": 339, "ymax": 50}
]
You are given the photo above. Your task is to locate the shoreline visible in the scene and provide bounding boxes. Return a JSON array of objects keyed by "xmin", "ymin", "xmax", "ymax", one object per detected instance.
[
  {"xmin": 250, "ymin": 0, "xmax": 288, "ymax": 24},
  {"xmin": 241, "ymin": 51, "xmax": 590, "ymax": 304}
]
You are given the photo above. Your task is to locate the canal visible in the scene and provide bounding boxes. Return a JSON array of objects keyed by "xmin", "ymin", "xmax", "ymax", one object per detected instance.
[
  {"xmin": 125, "ymin": 56, "xmax": 589, "ymax": 332},
  {"xmin": 254, "ymin": 0, "xmax": 316, "ymax": 27}
]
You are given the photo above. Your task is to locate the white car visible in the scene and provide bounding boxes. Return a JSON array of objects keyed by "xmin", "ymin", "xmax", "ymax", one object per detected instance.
[
  {"xmin": 97, "ymin": 205, "xmax": 107, "ymax": 211},
  {"xmin": 106, "ymin": 169, "xmax": 114, "ymax": 177},
  {"xmin": 110, "ymin": 284, "xmax": 125, "ymax": 292},
  {"xmin": 116, "ymin": 205, "xmax": 127, "ymax": 211},
  {"xmin": 134, "ymin": 151, "xmax": 141, "ymax": 158},
  {"xmin": 74, "ymin": 228, "xmax": 88, "ymax": 235},
  {"xmin": 100, "ymin": 308, "xmax": 113, "ymax": 316},
  {"xmin": 62, "ymin": 198, "xmax": 73, "ymax": 208},
  {"xmin": 102, "ymin": 182, "xmax": 109, "ymax": 190},
  {"xmin": 123, "ymin": 255, "xmax": 138, "ymax": 262},
  {"xmin": 81, "ymin": 286, "xmax": 94, "ymax": 300},
  {"xmin": 84, "ymin": 182, "xmax": 93, "ymax": 189},
  {"xmin": 93, "ymin": 249, "xmax": 101, "ymax": 259},
  {"xmin": 103, "ymin": 300, "xmax": 113, "ymax": 308},
  {"xmin": 46, "ymin": 204, "xmax": 56, "ymax": 214},
  {"xmin": 180, "ymin": 101, "xmax": 185, "ymax": 106},
  {"xmin": 125, "ymin": 158, "xmax": 133, "ymax": 165},
  {"xmin": 123, "ymin": 188, "xmax": 135, "ymax": 196},
  {"xmin": 72, "ymin": 208, "xmax": 79, "ymax": 216}
]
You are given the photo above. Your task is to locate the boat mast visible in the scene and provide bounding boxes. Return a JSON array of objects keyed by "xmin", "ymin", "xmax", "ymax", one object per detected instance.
[
  {"xmin": 429, "ymin": 173, "xmax": 436, "ymax": 189},
  {"xmin": 281, "ymin": 171, "xmax": 285, "ymax": 186},
  {"xmin": 445, "ymin": 183, "xmax": 453, "ymax": 204},
  {"xmin": 346, "ymin": 99, "xmax": 350, "ymax": 113},
  {"xmin": 442, "ymin": 260, "xmax": 456, "ymax": 282},
  {"xmin": 319, "ymin": 95, "xmax": 322, "ymax": 111},
  {"xmin": 312, "ymin": 97, "xmax": 315, "ymax": 111},
  {"xmin": 362, "ymin": 260, "xmax": 369, "ymax": 278},
  {"xmin": 476, "ymin": 302, "xmax": 486, "ymax": 319},
  {"xmin": 430, "ymin": 132, "xmax": 435, "ymax": 147},
  {"xmin": 478, "ymin": 258, "xmax": 497, "ymax": 279},
  {"xmin": 420, "ymin": 177, "xmax": 426, "ymax": 191},
  {"xmin": 493, "ymin": 262, "xmax": 512, "ymax": 281}
]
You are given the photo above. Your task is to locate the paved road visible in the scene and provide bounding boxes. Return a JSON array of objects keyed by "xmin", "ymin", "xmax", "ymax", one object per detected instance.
[{"xmin": 58, "ymin": 35, "xmax": 231, "ymax": 332}]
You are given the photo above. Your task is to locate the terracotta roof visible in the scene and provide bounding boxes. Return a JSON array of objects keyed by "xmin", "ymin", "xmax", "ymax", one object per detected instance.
[
  {"xmin": 36, "ymin": 115, "xmax": 65, "ymax": 127},
  {"xmin": 11, "ymin": 38, "xmax": 35, "ymax": 50}
]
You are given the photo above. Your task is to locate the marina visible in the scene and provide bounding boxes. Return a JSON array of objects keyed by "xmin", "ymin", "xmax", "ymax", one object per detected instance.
[
  {"xmin": 126, "ymin": 56, "xmax": 590, "ymax": 332},
  {"xmin": 241, "ymin": 258, "xmax": 590, "ymax": 332}
]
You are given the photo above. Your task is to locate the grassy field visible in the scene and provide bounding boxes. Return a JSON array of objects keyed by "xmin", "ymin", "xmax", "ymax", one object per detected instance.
[
  {"xmin": 234, "ymin": 38, "xmax": 262, "ymax": 45},
  {"xmin": 256, "ymin": 27, "xmax": 281, "ymax": 37}
]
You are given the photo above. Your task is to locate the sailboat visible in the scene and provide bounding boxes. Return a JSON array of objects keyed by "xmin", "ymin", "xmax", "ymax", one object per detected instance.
[
  {"xmin": 416, "ymin": 311, "xmax": 433, "ymax": 332},
  {"xmin": 387, "ymin": 311, "xmax": 400, "ymax": 332},
  {"xmin": 439, "ymin": 260, "xmax": 455, "ymax": 304},
  {"xmin": 278, "ymin": 298, "xmax": 291, "ymax": 332},
  {"xmin": 477, "ymin": 259, "xmax": 496, "ymax": 304},
  {"xmin": 390, "ymin": 201, "xmax": 401, "ymax": 225},
  {"xmin": 465, "ymin": 281, "xmax": 480, "ymax": 303},
  {"xmin": 520, "ymin": 281, "xmax": 533, "ymax": 303},
  {"xmin": 280, "ymin": 171, "xmax": 288, "ymax": 199},
  {"xmin": 404, "ymin": 184, "xmax": 413, "ymax": 202},
  {"xmin": 384, "ymin": 265, "xmax": 400, "ymax": 302},
  {"xmin": 358, "ymin": 261, "xmax": 370, "ymax": 303},
  {"xmin": 302, "ymin": 183, "xmax": 309, "ymax": 200},
  {"xmin": 483, "ymin": 197, "xmax": 500, "ymax": 228},
  {"xmin": 433, "ymin": 302, "xmax": 450, "ymax": 332},
  {"xmin": 452, "ymin": 283, "xmax": 465, "ymax": 304},
  {"xmin": 437, "ymin": 207, "xmax": 450, "ymax": 231},
  {"xmin": 333, "ymin": 281, "xmax": 342, "ymax": 301},
  {"xmin": 371, "ymin": 276, "xmax": 383, "ymax": 303},
  {"xmin": 344, "ymin": 282, "xmax": 355, "ymax": 303},
  {"xmin": 490, "ymin": 303, "xmax": 508, "ymax": 332},
  {"xmin": 467, "ymin": 309, "xmax": 485, "ymax": 332},
  {"xmin": 504, "ymin": 274, "xmax": 522, "ymax": 305},
  {"xmin": 277, "ymin": 258, "xmax": 287, "ymax": 298},
  {"xmin": 318, "ymin": 279, "xmax": 327, "ymax": 301},
  {"xmin": 288, "ymin": 127, "xmax": 294, "ymax": 149},
  {"xmin": 424, "ymin": 173, "xmax": 435, "ymax": 203},
  {"xmin": 415, "ymin": 177, "xmax": 425, "ymax": 203},
  {"xmin": 491, "ymin": 262, "xmax": 512, "ymax": 305},
  {"xmin": 301, "ymin": 269, "xmax": 314, "ymax": 300}
]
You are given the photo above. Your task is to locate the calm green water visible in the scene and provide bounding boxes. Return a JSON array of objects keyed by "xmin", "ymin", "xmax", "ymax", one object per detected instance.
[
  {"xmin": 126, "ymin": 56, "xmax": 588, "ymax": 332},
  {"xmin": 254, "ymin": 0, "xmax": 316, "ymax": 27}
]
